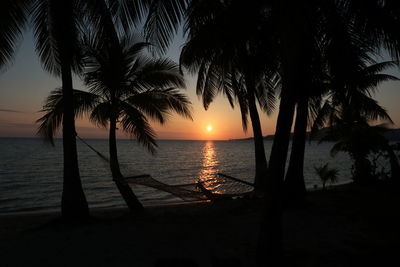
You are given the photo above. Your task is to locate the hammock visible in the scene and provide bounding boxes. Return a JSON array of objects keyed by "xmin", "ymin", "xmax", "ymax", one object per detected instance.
[
  {"xmin": 124, "ymin": 173, "xmax": 254, "ymax": 201},
  {"xmin": 77, "ymin": 136, "xmax": 254, "ymax": 201}
]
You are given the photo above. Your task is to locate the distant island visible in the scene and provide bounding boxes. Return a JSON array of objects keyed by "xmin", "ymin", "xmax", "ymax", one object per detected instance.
[{"xmin": 230, "ymin": 128, "xmax": 400, "ymax": 141}]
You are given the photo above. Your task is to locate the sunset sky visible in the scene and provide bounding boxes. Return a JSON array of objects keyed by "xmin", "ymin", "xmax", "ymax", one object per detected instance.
[{"xmin": 1, "ymin": 29, "xmax": 399, "ymax": 140}]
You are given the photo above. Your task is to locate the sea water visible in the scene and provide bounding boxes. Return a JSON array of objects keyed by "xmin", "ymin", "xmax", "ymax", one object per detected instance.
[{"xmin": 0, "ymin": 138, "xmax": 352, "ymax": 213}]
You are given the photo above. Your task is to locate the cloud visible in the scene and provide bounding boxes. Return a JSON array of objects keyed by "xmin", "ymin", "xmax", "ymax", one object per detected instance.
[{"xmin": 0, "ymin": 109, "xmax": 23, "ymax": 113}]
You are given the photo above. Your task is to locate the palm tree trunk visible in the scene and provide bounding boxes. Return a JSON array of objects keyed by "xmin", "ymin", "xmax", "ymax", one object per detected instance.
[
  {"xmin": 257, "ymin": 2, "xmax": 307, "ymax": 264},
  {"xmin": 284, "ymin": 98, "xmax": 308, "ymax": 205},
  {"xmin": 246, "ymin": 79, "xmax": 268, "ymax": 196},
  {"xmin": 353, "ymin": 155, "xmax": 373, "ymax": 184},
  {"xmin": 109, "ymin": 116, "xmax": 144, "ymax": 212},
  {"xmin": 60, "ymin": 62, "xmax": 89, "ymax": 219},
  {"xmin": 56, "ymin": 0, "xmax": 88, "ymax": 219},
  {"xmin": 257, "ymin": 88, "xmax": 296, "ymax": 265}
]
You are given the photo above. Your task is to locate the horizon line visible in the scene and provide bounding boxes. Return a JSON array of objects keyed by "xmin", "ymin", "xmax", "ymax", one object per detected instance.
[{"xmin": 0, "ymin": 136, "xmax": 249, "ymax": 141}]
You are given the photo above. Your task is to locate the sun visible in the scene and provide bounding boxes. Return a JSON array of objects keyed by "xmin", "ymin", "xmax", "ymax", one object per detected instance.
[{"xmin": 206, "ymin": 125, "xmax": 213, "ymax": 132}]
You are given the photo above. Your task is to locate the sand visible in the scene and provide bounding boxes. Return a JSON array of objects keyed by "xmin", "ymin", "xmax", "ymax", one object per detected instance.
[{"xmin": 0, "ymin": 182, "xmax": 399, "ymax": 266}]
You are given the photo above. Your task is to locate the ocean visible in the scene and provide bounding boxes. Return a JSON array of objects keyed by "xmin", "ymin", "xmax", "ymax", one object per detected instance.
[{"xmin": 0, "ymin": 138, "xmax": 352, "ymax": 213}]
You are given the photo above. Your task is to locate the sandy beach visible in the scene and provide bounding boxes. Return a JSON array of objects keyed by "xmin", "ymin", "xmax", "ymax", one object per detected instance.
[{"xmin": 0, "ymin": 182, "xmax": 399, "ymax": 267}]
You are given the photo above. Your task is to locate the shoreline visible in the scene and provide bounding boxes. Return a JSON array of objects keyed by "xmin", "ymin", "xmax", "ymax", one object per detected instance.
[{"xmin": 0, "ymin": 181, "xmax": 353, "ymax": 217}]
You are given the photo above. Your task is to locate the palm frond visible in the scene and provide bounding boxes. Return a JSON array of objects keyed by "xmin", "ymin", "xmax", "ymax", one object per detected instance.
[
  {"xmin": 119, "ymin": 102, "xmax": 157, "ymax": 154},
  {"xmin": 194, "ymin": 61, "xmax": 210, "ymax": 97},
  {"xmin": 256, "ymin": 74, "xmax": 278, "ymax": 116},
  {"xmin": 81, "ymin": 0, "xmax": 121, "ymax": 56},
  {"xmin": 200, "ymin": 61, "xmax": 223, "ymax": 110},
  {"xmin": 362, "ymin": 60, "xmax": 399, "ymax": 75},
  {"xmin": 354, "ymin": 93, "xmax": 393, "ymax": 123},
  {"xmin": 330, "ymin": 141, "xmax": 348, "ymax": 157},
  {"xmin": 0, "ymin": 0, "xmax": 30, "ymax": 69},
  {"xmin": 36, "ymin": 88, "xmax": 101, "ymax": 144},
  {"xmin": 107, "ymin": 0, "xmax": 150, "ymax": 34},
  {"xmin": 82, "ymin": 34, "xmax": 121, "ymax": 97},
  {"xmin": 89, "ymin": 102, "xmax": 112, "ymax": 128},
  {"xmin": 124, "ymin": 88, "xmax": 192, "ymax": 124},
  {"xmin": 31, "ymin": 0, "xmax": 60, "ymax": 76},
  {"xmin": 232, "ymin": 74, "xmax": 248, "ymax": 132},
  {"xmin": 131, "ymin": 58, "xmax": 186, "ymax": 93},
  {"xmin": 123, "ymin": 89, "xmax": 168, "ymax": 124},
  {"xmin": 144, "ymin": 0, "xmax": 188, "ymax": 54},
  {"xmin": 179, "ymin": 30, "xmax": 218, "ymax": 75},
  {"xmin": 36, "ymin": 88, "xmax": 64, "ymax": 145},
  {"xmin": 310, "ymin": 100, "xmax": 335, "ymax": 138},
  {"xmin": 123, "ymin": 39, "xmax": 151, "ymax": 62},
  {"xmin": 31, "ymin": 0, "xmax": 84, "ymax": 76},
  {"xmin": 357, "ymin": 73, "xmax": 399, "ymax": 94},
  {"xmin": 308, "ymin": 95, "xmax": 325, "ymax": 130},
  {"xmin": 155, "ymin": 88, "xmax": 193, "ymax": 120},
  {"xmin": 73, "ymin": 89, "xmax": 102, "ymax": 118}
]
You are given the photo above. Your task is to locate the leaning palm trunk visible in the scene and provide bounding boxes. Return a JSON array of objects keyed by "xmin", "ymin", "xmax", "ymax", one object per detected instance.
[
  {"xmin": 55, "ymin": 0, "xmax": 88, "ymax": 219},
  {"xmin": 284, "ymin": 98, "xmax": 308, "ymax": 204},
  {"xmin": 257, "ymin": 87, "xmax": 296, "ymax": 264},
  {"xmin": 257, "ymin": 2, "xmax": 308, "ymax": 263},
  {"xmin": 109, "ymin": 116, "xmax": 144, "ymax": 212},
  {"xmin": 94, "ymin": 1, "xmax": 143, "ymax": 212},
  {"xmin": 247, "ymin": 90, "xmax": 268, "ymax": 195}
]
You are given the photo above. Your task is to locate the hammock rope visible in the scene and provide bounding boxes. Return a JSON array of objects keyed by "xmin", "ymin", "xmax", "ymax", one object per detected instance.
[
  {"xmin": 77, "ymin": 136, "xmax": 254, "ymax": 201},
  {"xmin": 77, "ymin": 135, "xmax": 109, "ymax": 162}
]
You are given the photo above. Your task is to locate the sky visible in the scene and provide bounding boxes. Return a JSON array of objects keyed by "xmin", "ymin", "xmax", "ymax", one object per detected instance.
[{"xmin": 0, "ymin": 29, "xmax": 399, "ymax": 140}]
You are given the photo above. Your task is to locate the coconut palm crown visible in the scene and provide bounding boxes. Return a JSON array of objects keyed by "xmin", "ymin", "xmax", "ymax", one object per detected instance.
[{"xmin": 37, "ymin": 35, "xmax": 192, "ymax": 153}]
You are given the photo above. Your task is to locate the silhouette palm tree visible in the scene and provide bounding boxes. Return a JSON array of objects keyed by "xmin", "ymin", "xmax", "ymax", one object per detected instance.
[
  {"xmin": 314, "ymin": 163, "xmax": 338, "ymax": 190},
  {"xmin": 180, "ymin": 0, "xmax": 278, "ymax": 195},
  {"xmin": 324, "ymin": 121, "xmax": 393, "ymax": 183},
  {"xmin": 283, "ymin": 3, "xmax": 381, "ymax": 204},
  {"xmin": 37, "ymin": 35, "xmax": 192, "ymax": 212},
  {"xmin": 29, "ymin": 0, "xmax": 92, "ymax": 219},
  {"xmin": 313, "ymin": 60, "xmax": 399, "ymax": 183},
  {"xmin": 283, "ymin": 40, "xmax": 329, "ymax": 205}
]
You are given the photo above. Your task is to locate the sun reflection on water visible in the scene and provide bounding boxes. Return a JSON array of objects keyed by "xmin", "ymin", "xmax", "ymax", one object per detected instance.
[{"xmin": 199, "ymin": 141, "xmax": 223, "ymax": 193}]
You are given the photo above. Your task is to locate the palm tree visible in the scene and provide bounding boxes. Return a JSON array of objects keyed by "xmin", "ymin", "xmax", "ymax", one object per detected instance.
[
  {"xmin": 255, "ymin": 2, "xmax": 319, "ymax": 262},
  {"xmin": 312, "ymin": 60, "xmax": 399, "ymax": 183},
  {"xmin": 282, "ymin": 1, "xmax": 379, "ymax": 204},
  {"xmin": 283, "ymin": 44, "xmax": 329, "ymax": 205},
  {"xmin": 30, "ymin": 0, "xmax": 91, "ymax": 219},
  {"xmin": 314, "ymin": 163, "xmax": 338, "ymax": 189},
  {"xmin": 180, "ymin": 0, "xmax": 278, "ymax": 195},
  {"xmin": 323, "ymin": 121, "xmax": 394, "ymax": 184},
  {"xmin": 37, "ymin": 35, "xmax": 192, "ymax": 212}
]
